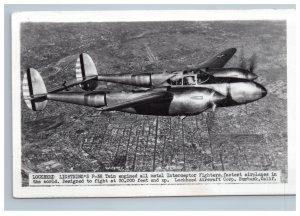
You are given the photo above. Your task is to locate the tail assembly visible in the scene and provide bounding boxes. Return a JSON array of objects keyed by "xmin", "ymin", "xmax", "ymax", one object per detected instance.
[
  {"xmin": 22, "ymin": 68, "xmax": 47, "ymax": 111},
  {"xmin": 23, "ymin": 67, "xmax": 107, "ymax": 111},
  {"xmin": 75, "ymin": 53, "xmax": 98, "ymax": 91}
]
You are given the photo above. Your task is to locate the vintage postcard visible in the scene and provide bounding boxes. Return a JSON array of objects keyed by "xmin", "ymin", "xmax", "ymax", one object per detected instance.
[{"xmin": 12, "ymin": 10, "xmax": 296, "ymax": 197}]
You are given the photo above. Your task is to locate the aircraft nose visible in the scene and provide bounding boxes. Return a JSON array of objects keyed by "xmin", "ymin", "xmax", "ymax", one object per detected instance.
[
  {"xmin": 255, "ymin": 82, "xmax": 267, "ymax": 98},
  {"xmin": 261, "ymin": 85, "xmax": 267, "ymax": 97}
]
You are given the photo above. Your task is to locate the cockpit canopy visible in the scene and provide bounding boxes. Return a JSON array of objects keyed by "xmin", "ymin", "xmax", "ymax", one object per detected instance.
[{"xmin": 167, "ymin": 70, "xmax": 211, "ymax": 86}]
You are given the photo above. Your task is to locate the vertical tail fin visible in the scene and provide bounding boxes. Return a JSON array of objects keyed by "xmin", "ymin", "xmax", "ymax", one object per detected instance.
[
  {"xmin": 22, "ymin": 68, "xmax": 47, "ymax": 111},
  {"xmin": 75, "ymin": 53, "xmax": 98, "ymax": 91}
]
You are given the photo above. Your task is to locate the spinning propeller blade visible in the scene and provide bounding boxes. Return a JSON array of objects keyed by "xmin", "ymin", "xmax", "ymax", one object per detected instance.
[
  {"xmin": 239, "ymin": 50, "xmax": 258, "ymax": 77},
  {"xmin": 249, "ymin": 54, "xmax": 257, "ymax": 73},
  {"xmin": 212, "ymin": 102, "xmax": 217, "ymax": 112},
  {"xmin": 239, "ymin": 49, "xmax": 247, "ymax": 70}
]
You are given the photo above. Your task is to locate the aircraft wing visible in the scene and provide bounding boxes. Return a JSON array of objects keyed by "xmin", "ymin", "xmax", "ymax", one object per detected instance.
[
  {"xmin": 198, "ymin": 48, "xmax": 237, "ymax": 68},
  {"xmin": 98, "ymin": 91, "xmax": 173, "ymax": 111}
]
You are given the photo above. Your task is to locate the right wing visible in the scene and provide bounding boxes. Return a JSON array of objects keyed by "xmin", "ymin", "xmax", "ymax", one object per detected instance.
[
  {"xmin": 98, "ymin": 91, "xmax": 173, "ymax": 111},
  {"xmin": 198, "ymin": 48, "xmax": 237, "ymax": 68}
]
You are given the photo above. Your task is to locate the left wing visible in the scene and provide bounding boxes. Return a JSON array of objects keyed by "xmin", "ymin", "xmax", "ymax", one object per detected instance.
[
  {"xmin": 99, "ymin": 91, "xmax": 173, "ymax": 111},
  {"xmin": 198, "ymin": 48, "xmax": 237, "ymax": 68}
]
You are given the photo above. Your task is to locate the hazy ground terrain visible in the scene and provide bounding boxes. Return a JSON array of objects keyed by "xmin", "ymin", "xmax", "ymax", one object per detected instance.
[{"xmin": 20, "ymin": 21, "xmax": 287, "ymax": 186}]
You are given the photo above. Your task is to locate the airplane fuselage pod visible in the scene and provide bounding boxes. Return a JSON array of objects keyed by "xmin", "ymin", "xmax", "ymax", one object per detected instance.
[
  {"xmin": 116, "ymin": 88, "xmax": 226, "ymax": 116},
  {"xmin": 199, "ymin": 80, "xmax": 267, "ymax": 106},
  {"xmin": 166, "ymin": 88, "xmax": 225, "ymax": 116}
]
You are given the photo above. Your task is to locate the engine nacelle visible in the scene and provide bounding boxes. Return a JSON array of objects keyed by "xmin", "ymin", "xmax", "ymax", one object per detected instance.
[
  {"xmin": 97, "ymin": 73, "xmax": 152, "ymax": 87},
  {"xmin": 47, "ymin": 92, "xmax": 107, "ymax": 107},
  {"xmin": 205, "ymin": 68, "xmax": 258, "ymax": 80},
  {"xmin": 168, "ymin": 88, "xmax": 225, "ymax": 115}
]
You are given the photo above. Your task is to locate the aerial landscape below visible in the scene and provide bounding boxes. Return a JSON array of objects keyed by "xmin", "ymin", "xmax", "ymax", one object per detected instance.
[{"xmin": 20, "ymin": 21, "xmax": 287, "ymax": 186}]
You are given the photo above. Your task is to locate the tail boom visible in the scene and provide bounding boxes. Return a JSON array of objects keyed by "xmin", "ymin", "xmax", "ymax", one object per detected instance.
[{"xmin": 47, "ymin": 92, "xmax": 107, "ymax": 108}]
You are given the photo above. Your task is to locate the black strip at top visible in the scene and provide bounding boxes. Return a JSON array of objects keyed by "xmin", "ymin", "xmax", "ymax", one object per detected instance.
[{"xmin": 26, "ymin": 69, "xmax": 36, "ymax": 111}]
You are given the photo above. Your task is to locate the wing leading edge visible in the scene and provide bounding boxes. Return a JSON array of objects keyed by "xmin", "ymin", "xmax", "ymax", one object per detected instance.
[
  {"xmin": 99, "ymin": 91, "xmax": 173, "ymax": 111},
  {"xmin": 198, "ymin": 48, "xmax": 237, "ymax": 68}
]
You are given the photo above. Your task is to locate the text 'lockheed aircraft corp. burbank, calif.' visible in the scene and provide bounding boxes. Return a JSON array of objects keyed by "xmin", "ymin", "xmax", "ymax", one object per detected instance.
[{"xmin": 23, "ymin": 48, "xmax": 267, "ymax": 116}]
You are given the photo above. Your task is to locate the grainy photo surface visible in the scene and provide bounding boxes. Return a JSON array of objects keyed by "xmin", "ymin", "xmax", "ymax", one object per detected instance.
[
  {"xmin": 20, "ymin": 20, "xmax": 287, "ymax": 186},
  {"xmin": 12, "ymin": 10, "xmax": 295, "ymax": 197}
]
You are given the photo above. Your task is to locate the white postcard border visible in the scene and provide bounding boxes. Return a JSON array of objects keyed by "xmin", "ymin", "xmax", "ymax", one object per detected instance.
[{"xmin": 12, "ymin": 9, "xmax": 296, "ymax": 198}]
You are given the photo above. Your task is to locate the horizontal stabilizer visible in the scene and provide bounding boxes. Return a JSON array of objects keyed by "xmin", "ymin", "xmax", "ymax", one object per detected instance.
[
  {"xmin": 23, "ymin": 93, "xmax": 47, "ymax": 101},
  {"xmin": 99, "ymin": 91, "xmax": 173, "ymax": 111},
  {"xmin": 49, "ymin": 76, "xmax": 97, "ymax": 93}
]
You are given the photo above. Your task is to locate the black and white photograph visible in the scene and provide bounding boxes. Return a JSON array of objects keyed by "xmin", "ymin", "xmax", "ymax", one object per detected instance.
[{"xmin": 12, "ymin": 10, "xmax": 296, "ymax": 197}]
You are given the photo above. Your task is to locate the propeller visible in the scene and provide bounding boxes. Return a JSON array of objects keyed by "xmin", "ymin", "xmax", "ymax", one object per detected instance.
[
  {"xmin": 210, "ymin": 91, "xmax": 226, "ymax": 113},
  {"xmin": 212, "ymin": 102, "xmax": 217, "ymax": 112},
  {"xmin": 239, "ymin": 49, "xmax": 247, "ymax": 70},
  {"xmin": 249, "ymin": 53, "xmax": 257, "ymax": 73},
  {"xmin": 239, "ymin": 50, "xmax": 258, "ymax": 73}
]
